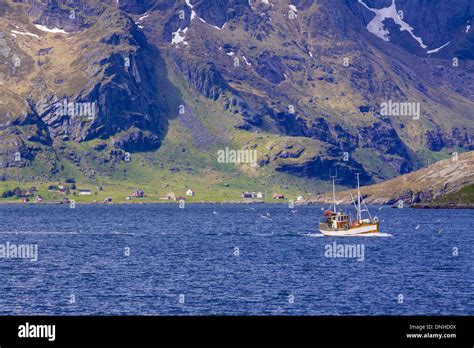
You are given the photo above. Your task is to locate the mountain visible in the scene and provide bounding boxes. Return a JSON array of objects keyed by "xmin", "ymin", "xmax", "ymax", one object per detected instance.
[
  {"xmin": 307, "ymin": 150, "xmax": 474, "ymax": 205},
  {"xmin": 0, "ymin": 0, "xmax": 473, "ymax": 197}
]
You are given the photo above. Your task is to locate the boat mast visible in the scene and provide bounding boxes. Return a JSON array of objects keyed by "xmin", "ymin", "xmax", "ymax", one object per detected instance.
[
  {"xmin": 331, "ymin": 169, "xmax": 337, "ymax": 213},
  {"xmin": 356, "ymin": 173, "xmax": 361, "ymax": 222}
]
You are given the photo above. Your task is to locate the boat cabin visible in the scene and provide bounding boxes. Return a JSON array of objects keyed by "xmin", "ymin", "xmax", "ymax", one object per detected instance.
[{"xmin": 324, "ymin": 211, "xmax": 350, "ymax": 229}]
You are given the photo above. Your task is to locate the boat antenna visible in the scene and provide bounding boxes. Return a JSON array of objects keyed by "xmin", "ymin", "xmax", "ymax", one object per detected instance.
[
  {"xmin": 356, "ymin": 173, "xmax": 362, "ymax": 223},
  {"xmin": 330, "ymin": 167, "xmax": 337, "ymax": 213}
]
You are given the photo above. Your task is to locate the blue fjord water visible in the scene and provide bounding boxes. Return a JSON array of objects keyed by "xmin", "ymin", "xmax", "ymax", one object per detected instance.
[{"xmin": 0, "ymin": 203, "xmax": 471, "ymax": 315}]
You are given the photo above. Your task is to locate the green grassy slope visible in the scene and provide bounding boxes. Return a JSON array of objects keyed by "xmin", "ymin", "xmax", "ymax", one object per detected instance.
[{"xmin": 432, "ymin": 184, "xmax": 474, "ymax": 205}]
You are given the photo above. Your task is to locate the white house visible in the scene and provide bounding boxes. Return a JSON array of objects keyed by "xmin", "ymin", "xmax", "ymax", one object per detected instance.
[
  {"xmin": 297, "ymin": 195, "xmax": 304, "ymax": 202},
  {"xmin": 186, "ymin": 189, "xmax": 195, "ymax": 196},
  {"xmin": 256, "ymin": 192, "xmax": 263, "ymax": 199},
  {"xmin": 78, "ymin": 189, "xmax": 92, "ymax": 196}
]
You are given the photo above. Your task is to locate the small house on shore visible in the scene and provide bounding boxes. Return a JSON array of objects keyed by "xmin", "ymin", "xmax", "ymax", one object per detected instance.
[
  {"xmin": 273, "ymin": 193, "xmax": 285, "ymax": 199},
  {"xmin": 186, "ymin": 189, "xmax": 195, "ymax": 196},
  {"xmin": 241, "ymin": 191, "xmax": 255, "ymax": 199},
  {"xmin": 131, "ymin": 189, "xmax": 145, "ymax": 198},
  {"xmin": 242, "ymin": 192, "xmax": 264, "ymax": 199},
  {"xmin": 160, "ymin": 192, "xmax": 175, "ymax": 200},
  {"xmin": 78, "ymin": 189, "xmax": 92, "ymax": 196},
  {"xmin": 27, "ymin": 187, "xmax": 37, "ymax": 196}
]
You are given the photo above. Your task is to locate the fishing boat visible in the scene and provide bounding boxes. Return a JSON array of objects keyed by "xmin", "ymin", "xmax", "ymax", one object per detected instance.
[{"xmin": 319, "ymin": 173, "xmax": 379, "ymax": 236}]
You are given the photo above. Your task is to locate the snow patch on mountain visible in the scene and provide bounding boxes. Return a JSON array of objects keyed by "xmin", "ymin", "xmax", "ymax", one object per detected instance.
[
  {"xmin": 11, "ymin": 30, "xmax": 39, "ymax": 39},
  {"xmin": 171, "ymin": 27, "xmax": 189, "ymax": 46},
  {"xmin": 358, "ymin": 0, "xmax": 427, "ymax": 49},
  {"xmin": 185, "ymin": 0, "xmax": 225, "ymax": 30},
  {"xmin": 427, "ymin": 41, "xmax": 451, "ymax": 54},
  {"xmin": 289, "ymin": 4, "xmax": 297, "ymax": 18},
  {"xmin": 35, "ymin": 24, "xmax": 67, "ymax": 34},
  {"xmin": 138, "ymin": 14, "xmax": 149, "ymax": 22},
  {"xmin": 136, "ymin": 13, "xmax": 149, "ymax": 28},
  {"xmin": 185, "ymin": 0, "xmax": 196, "ymax": 17},
  {"xmin": 358, "ymin": 0, "xmax": 455, "ymax": 55},
  {"xmin": 34, "ymin": 25, "xmax": 68, "ymax": 34}
]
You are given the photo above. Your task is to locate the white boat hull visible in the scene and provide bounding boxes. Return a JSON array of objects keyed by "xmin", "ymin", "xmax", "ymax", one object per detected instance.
[{"xmin": 319, "ymin": 222, "xmax": 379, "ymax": 236}]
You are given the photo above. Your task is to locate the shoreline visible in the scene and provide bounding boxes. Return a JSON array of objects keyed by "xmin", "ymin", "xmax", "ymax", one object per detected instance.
[
  {"xmin": 0, "ymin": 199, "xmax": 274, "ymax": 205},
  {"xmin": 411, "ymin": 203, "xmax": 474, "ymax": 209},
  {"xmin": 0, "ymin": 200, "xmax": 472, "ymax": 208},
  {"xmin": 304, "ymin": 199, "xmax": 474, "ymax": 209}
]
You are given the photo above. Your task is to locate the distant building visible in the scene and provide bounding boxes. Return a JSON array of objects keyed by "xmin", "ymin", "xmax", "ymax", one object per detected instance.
[
  {"xmin": 272, "ymin": 193, "xmax": 285, "ymax": 199},
  {"xmin": 186, "ymin": 189, "xmax": 195, "ymax": 196},
  {"xmin": 242, "ymin": 191, "xmax": 263, "ymax": 199},
  {"xmin": 131, "ymin": 189, "xmax": 145, "ymax": 198},
  {"xmin": 35, "ymin": 195, "xmax": 43, "ymax": 203},
  {"xmin": 103, "ymin": 197, "xmax": 112, "ymax": 203},
  {"xmin": 161, "ymin": 192, "xmax": 175, "ymax": 200},
  {"xmin": 296, "ymin": 196, "xmax": 304, "ymax": 202},
  {"xmin": 78, "ymin": 189, "xmax": 92, "ymax": 196},
  {"xmin": 241, "ymin": 192, "xmax": 253, "ymax": 199}
]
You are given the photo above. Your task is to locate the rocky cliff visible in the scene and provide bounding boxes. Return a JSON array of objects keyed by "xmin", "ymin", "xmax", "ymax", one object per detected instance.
[
  {"xmin": 307, "ymin": 151, "xmax": 474, "ymax": 205},
  {"xmin": 0, "ymin": 0, "xmax": 473, "ymax": 191}
]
